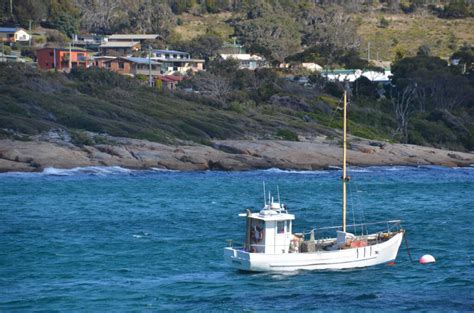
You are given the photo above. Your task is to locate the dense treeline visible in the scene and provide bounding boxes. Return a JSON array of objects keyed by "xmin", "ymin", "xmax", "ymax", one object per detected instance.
[{"xmin": 1, "ymin": 0, "xmax": 472, "ymax": 64}]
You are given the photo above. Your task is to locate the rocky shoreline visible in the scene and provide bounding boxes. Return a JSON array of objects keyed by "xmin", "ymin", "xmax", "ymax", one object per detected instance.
[{"xmin": 0, "ymin": 133, "xmax": 473, "ymax": 173}]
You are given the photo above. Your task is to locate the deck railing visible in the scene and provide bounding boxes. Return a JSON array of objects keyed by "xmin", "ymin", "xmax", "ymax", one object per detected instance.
[{"xmin": 303, "ymin": 220, "xmax": 402, "ymax": 236}]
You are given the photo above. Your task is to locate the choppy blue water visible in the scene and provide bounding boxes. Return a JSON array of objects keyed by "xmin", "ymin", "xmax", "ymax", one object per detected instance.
[{"xmin": 1, "ymin": 166, "xmax": 473, "ymax": 311}]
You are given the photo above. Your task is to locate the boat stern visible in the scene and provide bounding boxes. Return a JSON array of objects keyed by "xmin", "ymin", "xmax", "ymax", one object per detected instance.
[{"xmin": 224, "ymin": 247, "xmax": 252, "ymax": 271}]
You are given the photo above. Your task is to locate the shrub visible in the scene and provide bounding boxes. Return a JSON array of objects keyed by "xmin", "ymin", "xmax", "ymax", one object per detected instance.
[
  {"xmin": 439, "ymin": 1, "xmax": 472, "ymax": 19},
  {"xmin": 276, "ymin": 128, "xmax": 299, "ymax": 141},
  {"xmin": 379, "ymin": 16, "xmax": 390, "ymax": 28},
  {"xmin": 20, "ymin": 47, "xmax": 35, "ymax": 59},
  {"xmin": 70, "ymin": 130, "xmax": 94, "ymax": 146},
  {"xmin": 324, "ymin": 82, "xmax": 344, "ymax": 98},
  {"xmin": 400, "ymin": 1, "xmax": 417, "ymax": 13},
  {"xmin": 227, "ymin": 102, "xmax": 244, "ymax": 113},
  {"xmin": 412, "ymin": 119, "xmax": 457, "ymax": 147},
  {"xmin": 2, "ymin": 45, "xmax": 12, "ymax": 55}
]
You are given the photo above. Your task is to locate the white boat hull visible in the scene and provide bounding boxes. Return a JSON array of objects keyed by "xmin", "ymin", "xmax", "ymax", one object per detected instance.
[{"xmin": 224, "ymin": 232, "xmax": 404, "ymax": 272}]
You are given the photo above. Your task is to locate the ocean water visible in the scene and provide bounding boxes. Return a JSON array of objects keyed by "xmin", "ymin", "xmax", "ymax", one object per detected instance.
[{"xmin": 1, "ymin": 166, "xmax": 473, "ymax": 311}]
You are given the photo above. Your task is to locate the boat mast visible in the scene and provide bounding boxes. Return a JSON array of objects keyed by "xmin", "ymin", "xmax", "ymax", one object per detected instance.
[{"xmin": 342, "ymin": 91, "xmax": 347, "ymax": 232}]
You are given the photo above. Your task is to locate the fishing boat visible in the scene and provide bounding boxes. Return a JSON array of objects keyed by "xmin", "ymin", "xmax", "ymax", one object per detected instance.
[{"xmin": 224, "ymin": 91, "xmax": 405, "ymax": 272}]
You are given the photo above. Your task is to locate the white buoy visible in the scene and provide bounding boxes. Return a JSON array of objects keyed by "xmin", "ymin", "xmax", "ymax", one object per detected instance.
[{"xmin": 419, "ymin": 254, "xmax": 436, "ymax": 264}]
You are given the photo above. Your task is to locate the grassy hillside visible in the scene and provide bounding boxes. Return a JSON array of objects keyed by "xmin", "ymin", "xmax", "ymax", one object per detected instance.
[
  {"xmin": 1, "ymin": 62, "xmax": 473, "ymax": 152},
  {"xmin": 172, "ymin": 12, "xmax": 234, "ymax": 42},
  {"xmin": 356, "ymin": 13, "xmax": 474, "ymax": 61},
  {"xmin": 172, "ymin": 11, "xmax": 474, "ymax": 62},
  {"xmin": 0, "ymin": 63, "xmax": 344, "ymax": 145}
]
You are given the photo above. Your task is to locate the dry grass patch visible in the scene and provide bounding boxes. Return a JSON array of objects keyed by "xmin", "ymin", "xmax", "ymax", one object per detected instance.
[
  {"xmin": 173, "ymin": 12, "xmax": 235, "ymax": 41},
  {"xmin": 356, "ymin": 13, "xmax": 474, "ymax": 61}
]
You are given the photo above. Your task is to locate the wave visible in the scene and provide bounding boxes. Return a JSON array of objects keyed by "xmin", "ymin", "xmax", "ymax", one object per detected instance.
[
  {"xmin": 260, "ymin": 168, "xmax": 328, "ymax": 175},
  {"xmin": 1, "ymin": 164, "xmax": 468, "ymax": 178},
  {"xmin": 367, "ymin": 165, "xmax": 411, "ymax": 172},
  {"xmin": 150, "ymin": 167, "xmax": 180, "ymax": 172},
  {"xmin": 348, "ymin": 168, "xmax": 372, "ymax": 173},
  {"xmin": 0, "ymin": 166, "xmax": 136, "ymax": 177},
  {"xmin": 0, "ymin": 165, "xmax": 183, "ymax": 178},
  {"xmin": 42, "ymin": 166, "xmax": 134, "ymax": 176}
]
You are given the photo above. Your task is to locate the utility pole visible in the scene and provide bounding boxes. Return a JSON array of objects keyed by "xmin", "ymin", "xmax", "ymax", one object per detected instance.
[
  {"xmin": 28, "ymin": 20, "xmax": 32, "ymax": 47},
  {"xmin": 148, "ymin": 45, "xmax": 153, "ymax": 87},
  {"xmin": 10, "ymin": 0, "xmax": 13, "ymax": 15},
  {"xmin": 69, "ymin": 42, "xmax": 72, "ymax": 71}
]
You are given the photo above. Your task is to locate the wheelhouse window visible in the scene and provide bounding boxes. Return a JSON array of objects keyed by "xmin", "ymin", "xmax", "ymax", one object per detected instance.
[{"xmin": 277, "ymin": 221, "xmax": 285, "ymax": 234}]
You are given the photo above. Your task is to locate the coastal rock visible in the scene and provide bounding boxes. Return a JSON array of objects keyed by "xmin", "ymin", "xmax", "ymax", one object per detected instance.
[{"xmin": 0, "ymin": 136, "xmax": 473, "ymax": 173}]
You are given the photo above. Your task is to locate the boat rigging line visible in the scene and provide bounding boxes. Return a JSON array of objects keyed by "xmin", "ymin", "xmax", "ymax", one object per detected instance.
[{"xmin": 403, "ymin": 230, "xmax": 415, "ymax": 263}]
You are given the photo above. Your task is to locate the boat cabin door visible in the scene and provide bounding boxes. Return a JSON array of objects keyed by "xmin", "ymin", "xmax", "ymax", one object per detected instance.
[
  {"xmin": 271, "ymin": 219, "xmax": 292, "ymax": 254},
  {"xmin": 247, "ymin": 218, "xmax": 266, "ymax": 253}
]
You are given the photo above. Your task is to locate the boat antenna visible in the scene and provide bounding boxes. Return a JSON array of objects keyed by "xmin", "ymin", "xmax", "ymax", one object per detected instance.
[
  {"xmin": 263, "ymin": 182, "xmax": 266, "ymax": 206},
  {"xmin": 277, "ymin": 185, "xmax": 281, "ymax": 204}
]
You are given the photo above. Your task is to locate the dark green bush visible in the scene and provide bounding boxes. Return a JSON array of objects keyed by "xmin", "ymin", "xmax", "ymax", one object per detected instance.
[{"xmin": 276, "ymin": 128, "xmax": 299, "ymax": 141}]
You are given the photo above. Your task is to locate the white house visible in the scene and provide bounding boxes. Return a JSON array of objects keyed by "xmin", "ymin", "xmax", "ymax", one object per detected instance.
[
  {"xmin": 301, "ymin": 62, "xmax": 323, "ymax": 72},
  {"xmin": 151, "ymin": 49, "xmax": 204, "ymax": 75},
  {"xmin": 323, "ymin": 69, "xmax": 392, "ymax": 83},
  {"xmin": 0, "ymin": 27, "xmax": 30, "ymax": 43},
  {"xmin": 220, "ymin": 53, "xmax": 268, "ymax": 70}
]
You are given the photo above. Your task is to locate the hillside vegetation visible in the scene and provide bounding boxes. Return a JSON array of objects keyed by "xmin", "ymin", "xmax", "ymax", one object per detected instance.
[
  {"xmin": 1, "ymin": 60, "xmax": 473, "ymax": 152},
  {"xmin": 1, "ymin": 1, "xmax": 473, "ymax": 152},
  {"xmin": 0, "ymin": 63, "xmax": 335, "ymax": 145},
  {"xmin": 357, "ymin": 12, "xmax": 474, "ymax": 61},
  {"xmin": 2, "ymin": 0, "xmax": 474, "ymax": 64}
]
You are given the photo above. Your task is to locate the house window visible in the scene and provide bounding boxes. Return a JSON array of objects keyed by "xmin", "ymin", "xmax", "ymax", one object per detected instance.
[
  {"xmin": 119, "ymin": 62, "xmax": 124, "ymax": 69},
  {"xmin": 277, "ymin": 221, "xmax": 285, "ymax": 234},
  {"xmin": 49, "ymin": 52, "xmax": 54, "ymax": 57}
]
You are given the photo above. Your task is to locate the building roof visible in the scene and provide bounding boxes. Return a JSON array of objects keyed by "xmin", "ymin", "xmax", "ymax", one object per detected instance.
[
  {"xmin": 159, "ymin": 75, "xmax": 184, "ymax": 82},
  {"xmin": 153, "ymin": 49, "xmax": 188, "ymax": 55},
  {"xmin": 103, "ymin": 57, "xmax": 160, "ymax": 65},
  {"xmin": 92, "ymin": 56, "xmax": 117, "ymax": 60},
  {"xmin": 220, "ymin": 53, "xmax": 265, "ymax": 61},
  {"xmin": 108, "ymin": 34, "xmax": 160, "ymax": 40},
  {"xmin": 37, "ymin": 47, "xmax": 89, "ymax": 53},
  {"xmin": 100, "ymin": 41, "xmax": 140, "ymax": 48},
  {"xmin": 0, "ymin": 27, "xmax": 23, "ymax": 33},
  {"xmin": 159, "ymin": 58, "xmax": 204, "ymax": 63},
  {"xmin": 323, "ymin": 69, "xmax": 392, "ymax": 83},
  {"xmin": 127, "ymin": 57, "xmax": 160, "ymax": 65}
]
